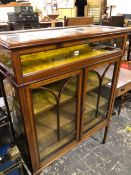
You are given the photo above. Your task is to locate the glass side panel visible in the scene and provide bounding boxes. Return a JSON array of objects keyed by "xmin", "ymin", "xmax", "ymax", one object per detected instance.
[
  {"xmin": 83, "ymin": 64, "xmax": 115, "ymax": 133},
  {"xmin": 89, "ymin": 37, "xmax": 124, "ymax": 50},
  {"xmin": 3, "ymin": 79, "xmax": 32, "ymax": 171},
  {"xmin": 20, "ymin": 37, "xmax": 121, "ymax": 75},
  {"xmin": 32, "ymin": 76, "xmax": 78, "ymax": 161},
  {"xmin": 0, "ymin": 46, "xmax": 13, "ymax": 74}
]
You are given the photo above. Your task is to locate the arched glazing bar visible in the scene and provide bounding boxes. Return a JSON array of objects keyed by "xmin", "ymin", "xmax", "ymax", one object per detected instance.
[
  {"xmin": 38, "ymin": 75, "xmax": 77, "ymax": 141},
  {"xmin": 90, "ymin": 62, "xmax": 114, "ymax": 118}
]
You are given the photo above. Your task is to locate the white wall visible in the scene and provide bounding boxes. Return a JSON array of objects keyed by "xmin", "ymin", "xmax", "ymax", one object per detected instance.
[
  {"xmin": 107, "ymin": 0, "xmax": 131, "ymax": 16},
  {"xmin": 29, "ymin": 0, "xmax": 76, "ymax": 18},
  {"xmin": 0, "ymin": 7, "xmax": 14, "ymax": 22}
]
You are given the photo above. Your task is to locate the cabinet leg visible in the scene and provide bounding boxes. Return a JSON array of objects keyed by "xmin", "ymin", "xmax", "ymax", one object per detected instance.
[
  {"xmin": 118, "ymin": 94, "xmax": 125, "ymax": 115},
  {"xmin": 103, "ymin": 125, "xmax": 110, "ymax": 144}
]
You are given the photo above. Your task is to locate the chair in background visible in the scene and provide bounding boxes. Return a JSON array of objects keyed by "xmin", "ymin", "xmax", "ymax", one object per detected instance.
[
  {"xmin": 65, "ymin": 17, "xmax": 93, "ymax": 26},
  {"xmin": 102, "ymin": 15, "xmax": 125, "ymax": 27},
  {"xmin": 116, "ymin": 61, "xmax": 131, "ymax": 115},
  {"xmin": 127, "ymin": 33, "xmax": 131, "ymax": 61},
  {"xmin": 110, "ymin": 16, "xmax": 125, "ymax": 27}
]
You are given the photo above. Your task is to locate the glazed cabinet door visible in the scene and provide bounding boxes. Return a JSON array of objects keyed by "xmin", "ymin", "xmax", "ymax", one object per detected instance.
[
  {"xmin": 81, "ymin": 61, "xmax": 118, "ymax": 137},
  {"xmin": 27, "ymin": 70, "xmax": 82, "ymax": 167}
]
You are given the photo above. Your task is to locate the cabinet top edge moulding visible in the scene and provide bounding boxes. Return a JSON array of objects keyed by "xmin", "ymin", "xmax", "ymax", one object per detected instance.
[{"xmin": 0, "ymin": 25, "xmax": 129, "ymax": 49}]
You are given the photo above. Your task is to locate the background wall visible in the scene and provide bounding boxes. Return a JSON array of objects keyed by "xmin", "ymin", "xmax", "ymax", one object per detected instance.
[
  {"xmin": 30, "ymin": 0, "xmax": 76, "ymax": 19},
  {"xmin": 0, "ymin": 7, "xmax": 14, "ymax": 22},
  {"xmin": 0, "ymin": 0, "xmax": 131, "ymax": 22},
  {"xmin": 107, "ymin": 0, "xmax": 131, "ymax": 16}
]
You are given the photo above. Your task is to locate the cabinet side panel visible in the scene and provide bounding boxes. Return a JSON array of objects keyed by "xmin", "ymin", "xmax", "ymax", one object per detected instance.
[{"xmin": 3, "ymin": 79, "xmax": 33, "ymax": 172}]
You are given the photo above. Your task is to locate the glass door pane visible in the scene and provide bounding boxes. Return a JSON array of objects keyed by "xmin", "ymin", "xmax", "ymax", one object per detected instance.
[
  {"xmin": 83, "ymin": 63, "xmax": 115, "ymax": 133},
  {"xmin": 31, "ymin": 75, "xmax": 78, "ymax": 161}
]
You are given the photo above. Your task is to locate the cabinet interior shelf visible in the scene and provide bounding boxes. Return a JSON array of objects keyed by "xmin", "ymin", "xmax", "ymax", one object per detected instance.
[
  {"xmin": 36, "ymin": 100, "xmax": 76, "ymax": 160},
  {"xmin": 32, "ymin": 76, "xmax": 111, "ymax": 116},
  {"xmin": 35, "ymin": 98, "xmax": 107, "ymax": 160}
]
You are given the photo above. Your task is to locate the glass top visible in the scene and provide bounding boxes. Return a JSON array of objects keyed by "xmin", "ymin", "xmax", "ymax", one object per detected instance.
[{"xmin": 0, "ymin": 25, "xmax": 127, "ymax": 49}]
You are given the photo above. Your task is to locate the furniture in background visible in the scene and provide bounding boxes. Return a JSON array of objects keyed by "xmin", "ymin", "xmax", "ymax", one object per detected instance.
[
  {"xmin": 110, "ymin": 16, "xmax": 125, "ymax": 27},
  {"xmin": 7, "ymin": 6, "xmax": 40, "ymax": 30},
  {"xmin": 0, "ymin": 77, "xmax": 27, "ymax": 175},
  {"xmin": 40, "ymin": 21, "xmax": 63, "ymax": 28},
  {"xmin": 116, "ymin": 62, "xmax": 131, "ymax": 114},
  {"xmin": 0, "ymin": 26, "xmax": 128, "ymax": 175},
  {"xmin": 127, "ymin": 33, "xmax": 131, "ymax": 61},
  {"xmin": 103, "ymin": 61, "xmax": 131, "ymax": 115},
  {"xmin": 0, "ymin": 2, "xmax": 31, "ymax": 7},
  {"xmin": 102, "ymin": 15, "xmax": 125, "ymax": 27},
  {"xmin": 0, "ymin": 145, "xmax": 26, "ymax": 175},
  {"xmin": 64, "ymin": 16, "xmax": 93, "ymax": 26},
  {"xmin": 123, "ymin": 14, "xmax": 131, "ymax": 26},
  {"xmin": 0, "ymin": 22, "xmax": 9, "ymax": 31},
  {"xmin": 54, "ymin": 21, "xmax": 63, "ymax": 27}
]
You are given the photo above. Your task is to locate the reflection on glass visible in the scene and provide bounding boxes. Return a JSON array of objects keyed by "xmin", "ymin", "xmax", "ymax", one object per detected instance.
[
  {"xmin": 83, "ymin": 64, "xmax": 114, "ymax": 133},
  {"xmin": 32, "ymin": 76, "xmax": 77, "ymax": 161},
  {"xmin": 21, "ymin": 41, "xmax": 119, "ymax": 75},
  {"xmin": 0, "ymin": 46, "xmax": 13, "ymax": 73},
  {"xmin": 3, "ymin": 79, "xmax": 31, "ymax": 169},
  {"xmin": 89, "ymin": 37, "xmax": 123, "ymax": 50}
]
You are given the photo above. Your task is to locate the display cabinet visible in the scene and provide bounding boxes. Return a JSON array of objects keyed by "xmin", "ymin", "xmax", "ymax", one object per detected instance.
[{"xmin": 0, "ymin": 25, "xmax": 129, "ymax": 174}]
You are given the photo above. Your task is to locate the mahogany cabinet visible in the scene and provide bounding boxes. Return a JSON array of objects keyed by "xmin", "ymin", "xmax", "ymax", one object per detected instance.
[{"xmin": 0, "ymin": 25, "xmax": 128, "ymax": 174}]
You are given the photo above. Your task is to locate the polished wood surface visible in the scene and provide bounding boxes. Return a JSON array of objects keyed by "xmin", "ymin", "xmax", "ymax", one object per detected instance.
[
  {"xmin": 0, "ymin": 26, "xmax": 129, "ymax": 175},
  {"xmin": 0, "ymin": 2, "xmax": 31, "ymax": 7},
  {"xmin": 0, "ymin": 25, "xmax": 129, "ymax": 49},
  {"xmin": 65, "ymin": 17, "xmax": 93, "ymax": 26}
]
